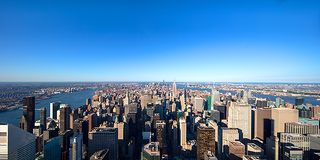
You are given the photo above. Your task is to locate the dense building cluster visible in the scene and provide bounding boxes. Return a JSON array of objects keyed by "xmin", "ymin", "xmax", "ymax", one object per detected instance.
[{"xmin": 1, "ymin": 82, "xmax": 320, "ymax": 160}]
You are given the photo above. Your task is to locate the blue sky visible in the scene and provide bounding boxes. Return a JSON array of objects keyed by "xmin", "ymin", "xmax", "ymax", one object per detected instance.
[{"xmin": 0, "ymin": 0, "xmax": 320, "ymax": 82}]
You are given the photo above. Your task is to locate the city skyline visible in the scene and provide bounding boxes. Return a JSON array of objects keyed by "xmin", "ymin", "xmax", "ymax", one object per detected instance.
[{"xmin": 1, "ymin": 0, "xmax": 320, "ymax": 82}]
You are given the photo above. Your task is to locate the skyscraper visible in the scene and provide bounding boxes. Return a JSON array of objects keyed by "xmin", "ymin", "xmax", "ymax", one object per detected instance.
[
  {"xmin": 295, "ymin": 97, "xmax": 304, "ymax": 106},
  {"xmin": 218, "ymin": 127, "xmax": 240, "ymax": 157},
  {"xmin": 255, "ymin": 107, "xmax": 272, "ymax": 140},
  {"xmin": 70, "ymin": 133, "xmax": 83, "ymax": 160},
  {"xmin": 179, "ymin": 118, "xmax": 187, "ymax": 148},
  {"xmin": 50, "ymin": 102, "xmax": 61, "ymax": 119},
  {"xmin": 156, "ymin": 120, "xmax": 167, "ymax": 153},
  {"xmin": 271, "ymin": 108, "xmax": 299, "ymax": 137},
  {"xmin": 211, "ymin": 89, "xmax": 220, "ymax": 107},
  {"xmin": 19, "ymin": 96, "xmax": 35, "ymax": 133},
  {"xmin": 0, "ymin": 123, "xmax": 36, "ymax": 159},
  {"xmin": 197, "ymin": 125, "xmax": 215, "ymax": 160},
  {"xmin": 40, "ymin": 107, "xmax": 47, "ymax": 130},
  {"xmin": 228, "ymin": 102, "xmax": 252, "ymax": 139},
  {"xmin": 59, "ymin": 104, "xmax": 71, "ymax": 133},
  {"xmin": 88, "ymin": 127, "xmax": 118, "ymax": 160},
  {"xmin": 172, "ymin": 81, "xmax": 177, "ymax": 99},
  {"xmin": 194, "ymin": 97, "xmax": 204, "ymax": 113}
]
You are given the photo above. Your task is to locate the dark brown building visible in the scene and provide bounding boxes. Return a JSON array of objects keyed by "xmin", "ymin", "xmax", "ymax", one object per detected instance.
[
  {"xmin": 19, "ymin": 96, "xmax": 35, "ymax": 133},
  {"xmin": 197, "ymin": 125, "xmax": 215, "ymax": 160},
  {"xmin": 40, "ymin": 107, "xmax": 47, "ymax": 130},
  {"xmin": 60, "ymin": 105, "xmax": 71, "ymax": 133}
]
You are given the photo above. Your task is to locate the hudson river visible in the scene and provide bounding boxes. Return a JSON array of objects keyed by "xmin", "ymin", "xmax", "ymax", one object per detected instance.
[{"xmin": 0, "ymin": 89, "xmax": 95, "ymax": 126}]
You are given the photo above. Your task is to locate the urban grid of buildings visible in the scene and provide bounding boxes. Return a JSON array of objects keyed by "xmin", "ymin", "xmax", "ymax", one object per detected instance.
[{"xmin": 1, "ymin": 82, "xmax": 320, "ymax": 160}]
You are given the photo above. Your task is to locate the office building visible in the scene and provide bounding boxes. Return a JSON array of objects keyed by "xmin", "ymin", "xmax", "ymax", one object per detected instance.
[
  {"xmin": 255, "ymin": 107, "xmax": 271, "ymax": 140},
  {"xmin": 19, "ymin": 96, "xmax": 35, "ymax": 133},
  {"xmin": 194, "ymin": 97, "xmax": 204, "ymax": 113},
  {"xmin": 228, "ymin": 102, "xmax": 252, "ymax": 139},
  {"xmin": 50, "ymin": 102, "xmax": 61, "ymax": 119},
  {"xmin": 275, "ymin": 97, "xmax": 285, "ymax": 108},
  {"xmin": 179, "ymin": 118, "xmax": 187, "ymax": 148},
  {"xmin": 43, "ymin": 136, "xmax": 61, "ymax": 160},
  {"xmin": 156, "ymin": 120, "xmax": 167, "ymax": 152},
  {"xmin": 256, "ymin": 98, "xmax": 268, "ymax": 108},
  {"xmin": 211, "ymin": 89, "xmax": 220, "ymax": 106},
  {"xmin": 271, "ymin": 108, "xmax": 299, "ymax": 137},
  {"xmin": 279, "ymin": 133, "xmax": 310, "ymax": 160},
  {"xmin": 40, "ymin": 107, "xmax": 47, "ymax": 130},
  {"xmin": 228, "ymin": 141, "xmax": 245, "ymax": 160},
  {"xmin": 210, "ymin": 109, "xmax": 220, "ymax": 122},
  {"xmin": 197, "ymin": 125, "xmax": 215, "ymax": 160},
  {"xmin": 218, "ymin": 127, "xmax": 240, "ymax": 157},
  {"xmin": 59, "ymin": 104, "xmax": 71, "ymax": 133},
  {"xmin": 0, "ymin": 123, "xmax": 36, "ymax": 160},
  {"xmin": 295, "ymin": 97, "xmax": 304, "ymax": 106},
  {"xmin": 88, "ymin": 127, "xmax": 118, "ymax": 160},
  {"xmin": 285, "ymin": 122, "xmax": 319, "ymax": 135},
  {"xmin": 70, "ymin": 133, "xmax": 83, "ymax": 160}
]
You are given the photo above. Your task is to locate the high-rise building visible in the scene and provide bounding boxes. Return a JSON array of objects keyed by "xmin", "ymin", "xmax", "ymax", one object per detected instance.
[
  {"xmin": 172, "ymin": 81, "xmax": 177, "ymax": 99},
  {"xmin": 88, "ymin": 127, "xmax": 118, "ymax": 160},
  {"xmin": 156, "ymin": 120, "xmax": 167, "ymax": 153},
  {"xmin": 218, "ymin": 127, "xmax": 240, "ymax": 157},
  {"xmin": 70, "ymin": 133, "xmax": 83, "ymax": 160},
  {"xmin": 194, "ymin": 97, "xmax": 204, "ymax": 113},
  {"xmin": 88, "ymin": 113, "xmax": 98, "ymax": 132},
  {"xmin": 0, "ymin": 123, "xmax": 36, "ymax": 159},
  {"xmin": 228, "ymin": 141, "xmax": 245, "ymax": 160},
  {"xmin": 256, "ymin": 98, "xmax": 268, "ymax": 108},
  {"xmin": 255, "ymin": 107, "xmax": 271, "ymax": 140},
  {"xmin": 228, "ymin": 102, "xmax": 252, "ymax": 139},
  {"xmin": 275, "ymin": 97, "xmax": 285, "ymax": 108},
  {"xmin": 285, "ymin": 122, "xmax": 319, "ymax": 135},
  {"xmin": 271, "ymin": 108, "xmax": 299, "ymax": 136},
  {"xmin": 211, "ymin": 89, "xmax": 220, "ymax": 107},
  {"xmin": 197, "ymin": 125, "xmax": 215, "ymax": 160},
  {"xmin": 43, "ymin": 136, "xmax": 61, "ymax": 160},
  {"xmin": 179, "ymin": 118, "xmax": 187, "ymax": 148},
  {"xmin": 59, "ymin": 104, "xmax": 71, "ymax": 133},
  {"xmin": 123, "ymin": 92, "xmax": 130, "ymax": 106},
  {"xmin": 19, "ymin": 96, "xmax": 35, "ymax": 133},
  {"xmin": 40, "ymin": 107, "xmax": 47, "ymax": 130},
  {"xmin": 142, "ymin": 142, "xmax": 161, "ymax": 160},
  {"xmin": 50, "ymin": 102, "xmax": 61, "ymax": 119},
  {"xmin": 210, "ymin": 109, "xmax": 220, "ymax": 123},
  {"xmin": 295, "ymin": 97, "xmax": 304, "ymax": 106},
  {"xmin": 279, "ymin": 133, "xmax": 310, "ymax": 160}
]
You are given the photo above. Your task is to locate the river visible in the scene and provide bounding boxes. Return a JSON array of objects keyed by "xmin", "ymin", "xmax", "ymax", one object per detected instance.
[{"xmin": 0, "ymin": 89, "xmax": 95, "ymax": 126}]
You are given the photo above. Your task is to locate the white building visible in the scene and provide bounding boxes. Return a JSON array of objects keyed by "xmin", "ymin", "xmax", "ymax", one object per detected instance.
[{"xmin": 228, "ymin": 102, "xmax": 252, "ymax": 139}]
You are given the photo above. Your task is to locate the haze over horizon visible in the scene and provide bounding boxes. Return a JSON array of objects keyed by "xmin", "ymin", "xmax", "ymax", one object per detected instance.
[{"xmin": 1, "ymin": 0, "xmax": 320, "ymax": 82}]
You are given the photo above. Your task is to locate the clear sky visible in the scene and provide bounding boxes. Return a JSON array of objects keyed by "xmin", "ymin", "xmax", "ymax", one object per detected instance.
[{"xmin": 0, "ymin": 0, "xmax": 319, "ymax": 82}]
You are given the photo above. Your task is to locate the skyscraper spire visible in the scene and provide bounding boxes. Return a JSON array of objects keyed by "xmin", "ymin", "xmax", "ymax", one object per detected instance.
[{"xmin": 172, "ymin": 80, "xmax": 177, "ymax": 99}]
